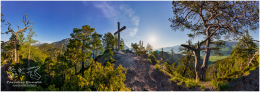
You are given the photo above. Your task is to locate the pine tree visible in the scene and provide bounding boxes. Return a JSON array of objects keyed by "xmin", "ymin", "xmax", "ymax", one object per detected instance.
[
  {"xmin": 70, "ymin": 25, "xmax": 94, "ymax": 69},
  {"xmin": 102, "ymin": 32, "xmax": 115, "ymax": 49},
  {"xmin": 169, "ymin": 1, "xmax": 259, "ymax": 81},
  {"xmin": 120, "ymin": 38, "xmax": 125, "ymax": 50},
  {"xmin": 65, "ymin": 39, "xmax": 82, "ymax": 75},
  {"xmin": 177, "ymin": 40, "xmax": 195, "ymax": 77},
  {"xmin": 232, "ymin": 29, "xmax": 258, "ymax": 67},
  {"xmin": 91, "ymin": 31, "xmax": 103, "ymax": 59},
  {"xmin": 131, "ymin": 43, "xmax": 138, "ymax": 53}
]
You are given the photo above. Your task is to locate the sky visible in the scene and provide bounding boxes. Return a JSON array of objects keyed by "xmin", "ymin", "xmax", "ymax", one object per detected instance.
[{"xmin": 1, "ymin": 1, "xmax": 259, "ymax": 49}]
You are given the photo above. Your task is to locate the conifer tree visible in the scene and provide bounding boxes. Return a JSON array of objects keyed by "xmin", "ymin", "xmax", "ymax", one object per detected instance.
[
  {"xmin": 131, "ymin": 43, "xmax": 138, "ymax": 53},
  {"xmin": 102, "ymin": 32, "xmax": 115, "ymax": 49},
  {"xmin": 114, "ymin": 35, "xmax": 118, "ymax": 50},
  {"xmin": 177, "ymin": 39, "xmax": 195, "ymax": 77},
  {"xmin": 91, "ymin": 31, "xmax": 103, "ymax": 59},
  {"xmin": 120, "ymin": 38, "xmax": 125, "ymax": 50},
  {"xmin": 65, "ymin": 39, "xmax": 82, "ymax": 75},
  {"xmin": 169, "ymin": 1, "xmax": 259, "ymax": 81},
  {"xmin": 70, "ymin": 25, "xmax": 94, "ymax": 69},
  {"xmin": 232, "ymin": 29, "xmax": 258, "ymax": 67}
]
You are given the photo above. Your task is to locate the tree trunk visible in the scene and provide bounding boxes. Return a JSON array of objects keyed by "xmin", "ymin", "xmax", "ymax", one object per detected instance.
[
  {"xmin": 47, "ymin": 60, "xmax": 50, "ymax": 77},
  {"xmin": 194, "ymin": 50, "xmax": 201, "ymax": 82},
  {"xmin": 74, "ymin": 64, "xmax": 77, "ymax": 75},
  {"xmin": 82, "ymin": 46, "xmax": 84, "ymax": 69},
  {"xmin": 28, "ymin": 46, "xmax": 30, "ymax": 68},
  {"xmin": 93, "ymin": 49, "xmax": 95, "ymax": 59},
  {"xmin": 15, "ymin": 44, "xmax": 17, "ymax": 63},
  {"xmin": 17, "ymin": 50, "xmax": 19, "ymax": 63},
  {"xmin": 241, "ymin": 57, "xmax": 243, "ymax": 70},
  {"xmin": 200, "ymin": 33, "xmax": 211, "ymax": 81},
  {"xmin": 239, "ymin": 55, "xmax": 242, "ymax": 70},
  {"xmin": 17, "ymin": 50, "xmax": 20, "ymax": 63},
  {"xmin": 95, "ymin": 49, "xmax": 97, "ymax": 59},
  {"xmin": 247, "ymin": 48, "xmax": 250, "ymax": 67},
  {"xmin": 181, "ymin": 43, "xmax": 201, "ymax": 82},
  {"xmin": 248, "ymin": 49, "xmax": 259, "ymax": 67},
  {"xmin": 12, "ymin": 49, "xmax": 14, "ymax": 62}
]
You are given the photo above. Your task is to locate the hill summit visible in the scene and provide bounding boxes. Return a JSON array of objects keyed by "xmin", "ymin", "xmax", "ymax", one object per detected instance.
[{"xmin": 97, "ymin": 50, "xmax": 198, "ymax": 91}]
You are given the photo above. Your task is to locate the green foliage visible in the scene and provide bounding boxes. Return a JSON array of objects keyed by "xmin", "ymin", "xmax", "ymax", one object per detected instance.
[
  {"xmin": 25, "ymin": 28, "xmax": 38, "ymax": 46},
  {"xmin": 61, "ymin": 61, "xmax": 130, "ymax": 91},
  {"xmin": 47, "ymin": 84, "xmax": 59, "ymax": 91},
  {"xmin": 176, "ymin": 56, "xmax": 195, "ymax": 78},
  {"xmin": 91, "ymin": 31, "xmax": 103, "ymax": 59},
  {"xmin": 205, "ymin": 31, "xmax": 259, "ymax": 81},
  {"xmin": 131, "ymin": 43, "xmax": 138, "ymax": 53},
  {"xmin": 149, "ymin": 54, "xmax": 157, "ymax": 65},
  {"xmin": 70, "ymin": 25, "xmax": 94, "ymax": 69},
  {"xmin": 65, "ymin": 39, "xmax": 83, "ymax": 74},
  {"xmin": 155, "ymin": 64, "xmax": 160, "ymax": 70},
  {"xmin": 212, "ymin": 80, "xmax": 230, "ymax": 91},
  {"xmin": 102, "ymin": 32, "xmax": 115, "ymax": 49},
  {"xmin": 131, "ymin": 40, "xmax": 148, "ymax": 56},
  {"xmin": 120, "ymin": 38, "xmax": 125, "ymax": 50},
  {"xmin": 156, "ymin": 62, "xmax": 201, "ymax": 89},
  {"xmin": 104, "ymin": 49, "xmax": 116, "ymax": 64}
]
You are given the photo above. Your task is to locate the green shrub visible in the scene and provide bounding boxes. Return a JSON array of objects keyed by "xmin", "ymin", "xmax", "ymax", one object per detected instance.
[
  {"xmin": 155, "ymin": 64, "xmax": 160, "ymax": 70},
  {"xmin": 212, "ymin": 80, "xmax": 230, "ymax": 91},
  {"xmin": 104, "ymin": 49, "xmax": 116, "ymax": 65},
  {"xmin": 200, "ymin": 85, "xmax": 205, "ymax": 91},
  {"xmin": 147, "ymin": 59, "xmax": 152, "ymax": 64},
  {"xmin": 149, "ymin": 55, "xmax": 157, "ymax": 65},
  {"xmin": 59, "ymin": 61, "xmax": 130, "ymax": 91}
]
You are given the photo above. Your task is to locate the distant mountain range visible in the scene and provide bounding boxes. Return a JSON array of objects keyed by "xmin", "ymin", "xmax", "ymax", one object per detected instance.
[
  {"xmin": 35, "ymin": 38, "xmax": 258, "ymax": 57},
  {"xmin": 154, "ymin": 41, "xmax": 259, "ymax": 56},
  {"xmin": 35, "ymin": 38, "xmax": 130, "ymax": 57}
]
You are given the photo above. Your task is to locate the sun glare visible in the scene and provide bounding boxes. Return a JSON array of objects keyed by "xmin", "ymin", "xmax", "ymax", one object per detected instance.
[{"xmin": 149, "ymin": 36, "xmax": 156, "ymax": 43}]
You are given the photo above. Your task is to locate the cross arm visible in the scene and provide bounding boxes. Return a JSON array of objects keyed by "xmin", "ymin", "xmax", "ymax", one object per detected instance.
[{"xmin": 114, "ymin": 26, "xmax": 126, "ymax": 35}]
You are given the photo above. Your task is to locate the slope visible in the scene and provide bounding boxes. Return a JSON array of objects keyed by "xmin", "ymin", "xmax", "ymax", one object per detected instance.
[{"xmin": 97, "ymin": 51, "xmax": 202, "ymax": 91}]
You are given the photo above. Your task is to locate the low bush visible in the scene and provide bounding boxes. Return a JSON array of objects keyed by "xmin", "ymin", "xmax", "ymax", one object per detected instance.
[
  {"xmin": 149, "ymin": 55, "xmax": 157, "ymax": 65},
  {"xmin": 212, "ymin": 80, "xmax": 230, "ymax": 91}
]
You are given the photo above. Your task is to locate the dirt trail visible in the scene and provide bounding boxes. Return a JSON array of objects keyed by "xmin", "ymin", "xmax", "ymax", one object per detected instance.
[
  {"xmin": 200, "ymin": 81, "xmax": 217, "ymax": 91},
  {"xmin": 1, "ymin": 61, "xmax": 11, "ymax": 91}
]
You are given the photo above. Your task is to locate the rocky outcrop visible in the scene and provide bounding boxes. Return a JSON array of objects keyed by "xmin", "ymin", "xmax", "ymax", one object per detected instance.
[
  {"xmin": 97, "ymin": 51, "xmax": 190, "ymax": 91},
  {"xmin": 229, "ymin": 67, "xmax": 259, "ymax": 91}
]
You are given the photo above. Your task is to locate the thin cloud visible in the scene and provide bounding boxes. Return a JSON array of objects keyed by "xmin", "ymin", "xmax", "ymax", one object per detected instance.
[
  {"xmin": 93, "ymin": 2, "xmax": 140, "ymax": 37},
  {"xmin": 93, "ymin": 2, "xmax": 117, "ymax": 18},
  {"xmin": 119, "ymin": 5, "xmax": 140, "ymax": 26},
  {"xmin": 130, "ymin": 28, "xmax": 138, "ymax": 37}
]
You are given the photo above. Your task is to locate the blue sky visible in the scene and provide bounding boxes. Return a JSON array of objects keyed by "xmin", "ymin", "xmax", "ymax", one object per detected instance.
[{"xmin": 1, "ymin": 1, "xmax": 259, "ymax": 49}]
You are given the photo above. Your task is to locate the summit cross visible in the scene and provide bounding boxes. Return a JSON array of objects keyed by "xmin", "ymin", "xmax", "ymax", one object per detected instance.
[{"xmin": 114, "ymin": 22, "xmax": 126, "ymax": 51}]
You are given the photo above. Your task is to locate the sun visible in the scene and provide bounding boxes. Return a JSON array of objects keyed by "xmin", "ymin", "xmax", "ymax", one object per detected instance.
[{"xmin": 149, "ymin": 36, "xmax": 156, "ymax": 43}]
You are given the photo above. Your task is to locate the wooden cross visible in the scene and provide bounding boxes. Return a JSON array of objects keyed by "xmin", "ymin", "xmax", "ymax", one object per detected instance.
[{"xmin": 114, "ymin": 22, "xmax": 126, "ymax": 51}]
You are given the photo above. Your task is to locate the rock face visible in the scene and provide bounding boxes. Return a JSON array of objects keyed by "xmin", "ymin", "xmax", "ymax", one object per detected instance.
[
  {"xmin": 229, "ymin": 67, "xmax": 259, "ymax": 91},
  {"xmin": 97, "ymin": 51, "xmax": 188, "ymax": 91},
  {"xmin": 1, "ymin": 61, "xmax": 12, "ymax": 91}
]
